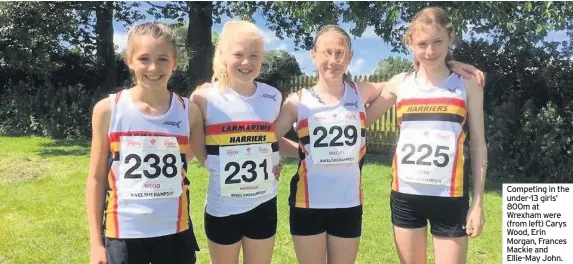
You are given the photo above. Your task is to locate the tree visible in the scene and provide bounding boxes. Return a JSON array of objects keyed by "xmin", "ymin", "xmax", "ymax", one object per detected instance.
[
  {"xmin": 257, "ymin": 50, "xmax": 302, "ymax": 88},
  {"xmin": 0, "ymin": 1, "xmax": 143, "ymax": 87},
  {"xmin": 172, "ymin": 23, "xmax": 219, "ymax": 70},
  {"xmin": 372, "ymin": 56, "xmax": 414, "ymax": 77},
  {"xmin": 146, "ymin": 1, "xmax": 215, "ymax": 88},
  {"xmin": 145, "ymin": 1, "xmax": 573, "ymax": 89}
]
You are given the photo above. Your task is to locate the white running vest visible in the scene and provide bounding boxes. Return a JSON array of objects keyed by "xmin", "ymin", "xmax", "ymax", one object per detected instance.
[
  {"xmin": 204, "ymin": 82, "xmax": 281, "ymax": 217},
  {"xmin": 105, "ymin": 89, "xmax": 191, "ymax": 239},
  {"xmin": 290, "ymin": 82, "xmax": 367, "ymax": 209},
  {"xmin": 393, "ymin": 73, "xmax": 469, "ymax": 197}
]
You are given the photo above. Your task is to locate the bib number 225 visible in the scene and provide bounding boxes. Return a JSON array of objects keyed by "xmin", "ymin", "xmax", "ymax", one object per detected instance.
[{"xmin": 400, "ymin": 144, "xmax": 450, "ymax": 167}]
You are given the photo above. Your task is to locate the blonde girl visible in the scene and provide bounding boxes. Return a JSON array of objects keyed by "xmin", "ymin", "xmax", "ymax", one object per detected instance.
[{"xmin": 189, "ymin": 20, "xmax": 286, "ymax": 264}]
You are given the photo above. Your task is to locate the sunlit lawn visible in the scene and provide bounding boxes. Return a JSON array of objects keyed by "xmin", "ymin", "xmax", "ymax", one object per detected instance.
[{"xmin": 0, "ymin": 136, "xmax": 502, "ymax": 264}]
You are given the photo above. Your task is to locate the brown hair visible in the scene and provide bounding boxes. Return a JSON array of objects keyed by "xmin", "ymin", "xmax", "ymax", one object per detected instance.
[
  {"xmin": 124, "ymin": 22, "xmax": 178, "ymax": 63},
  {"xmin": 211, "ymin": 20, "xmax": 264, "ymax": 89},
  {"xmin": 123, "ymin": 22, "xmax": 178, "ymax": 86},
  {"xmin": 402, "ymin": 7, "xmax": 455, "ymax": 47},
  {"xmin": 313, "ymin": 25, "xmax": 353, "ymax": 82}
]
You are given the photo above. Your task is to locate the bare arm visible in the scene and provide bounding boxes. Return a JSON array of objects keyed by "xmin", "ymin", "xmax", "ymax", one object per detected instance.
[
  {"xmin": 188, "ymin": 99, "xmax": 206, "ymax": 165},
  {"xmin": 274, "ymin": 93, "xmax": 298, "ymax": 139},
  {"xmin": 447, "ymin": 61, "xmax": 486, "ymax": 88},
  {"xmin": 86, "ymin": 98, "xmax": 111, "ymax": 249},
  {"xmin": 360, "ymin": 73, "xmax": 404, "ymax": 127},
  {"xmin": 466, "ymin": 76, "xmax": 488, "ymax": 207},
  {"xmin": 279, "ymin": 137, "xmax": 299, "ymax": 157},
  {"xmin": 189, "ymin": 89, "xmax": 208, "ymax": 165}
]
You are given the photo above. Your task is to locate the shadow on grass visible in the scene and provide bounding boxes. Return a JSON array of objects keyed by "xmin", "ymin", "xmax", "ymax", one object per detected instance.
[
  {"xmin": 41, "ymin": 139, "xmax": 90, "ymax": 148},
  {"xmin": 38, "ymin": 139, "xmax": 90, "ymax": 157}
]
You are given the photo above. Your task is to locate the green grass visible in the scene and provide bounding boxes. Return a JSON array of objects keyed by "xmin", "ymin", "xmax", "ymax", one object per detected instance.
[{"xmin": 0, "ymin": 136, "xmax": 502, "ymax": 264}]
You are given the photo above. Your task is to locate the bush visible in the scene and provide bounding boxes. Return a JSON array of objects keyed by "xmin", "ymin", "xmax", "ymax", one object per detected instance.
[
  {"xmin": 0, "ymin": 81, "xmax": 106, "ymax": 139},
  {"xmin": 486, "ymin": 99, "xmax": 573, "ymax": 182}
]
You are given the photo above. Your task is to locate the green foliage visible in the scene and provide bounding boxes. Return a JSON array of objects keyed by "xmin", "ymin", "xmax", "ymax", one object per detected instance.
[
  {"xmin": 257, "ymin": 50, "xmax": 303, "ymax": 89},
  {"xmin": 171, "ymin": 23, "xmax": 219, "ymax": 70},
  {"xmin": 0, "ymin": 82, "xmax": 104, "ymax": 139},
  {"xmin": 452, "ymin": 39, "xmax": 573, "ymax": 182},
  {"xmin": 372, "ymin": 56, "xmax": 414, "ymax": 77},
  {"xmin": 0, "ymin": 2, "xmax": 78, "ymax": 74},
  {"xmin": 339, "ymin": 2, "xmax": 573, "ymax": 53},
  {"xmin": 486, "ymin": 100, "xmax": 573, "ymax": 182}
]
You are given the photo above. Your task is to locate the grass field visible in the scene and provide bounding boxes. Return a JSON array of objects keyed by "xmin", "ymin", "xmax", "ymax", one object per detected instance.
[{"xmin": 0, "ymin": 136, "xmax": 502, "ymax": 264}]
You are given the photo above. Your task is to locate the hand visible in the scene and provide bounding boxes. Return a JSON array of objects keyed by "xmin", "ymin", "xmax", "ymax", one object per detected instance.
[
  {"xmin": 90, "ymin": 244, "xmax": 107, "ymax": 264},
  {"xmin": 196, "ymin": 82, "xmax": 213, "ymax": 90},
  {"xmin": 465, "ymin": 204, "xmax": 485, "ymax": 238},
  {"xmin": 447, "ymin": 61, "xmax": 486, "ymax": 88},
  {"xmin": 272, "ymin": 163, "xmax": 284, "ymax": 180}
]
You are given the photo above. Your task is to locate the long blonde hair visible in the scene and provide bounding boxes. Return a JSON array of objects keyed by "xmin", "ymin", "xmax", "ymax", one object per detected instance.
[{"xmin": 211, "ymin": 20, "xmax": 264, "ymax": 89}]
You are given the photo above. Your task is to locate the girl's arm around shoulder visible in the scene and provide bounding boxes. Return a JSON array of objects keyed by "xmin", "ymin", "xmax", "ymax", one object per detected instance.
[
  {"xmin": 274, "ymin": 92, "xmax": 298, "ymax": 139},
  {"xmin": 188, "ymin": 99, "xmax": 206, "ymax": 165},
  {"xmin": 362, "ymin": 73, "xmax": 404, "ymax": 127},
  {"xmin": 188, "ymin": 100, "xmax": 206, "ymax": 166}
]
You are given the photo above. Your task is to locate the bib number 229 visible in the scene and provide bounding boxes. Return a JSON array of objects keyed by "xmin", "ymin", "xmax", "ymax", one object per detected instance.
[{"xmin": 313, "ymin": 125, "xmax": 357, "ymax": 147}]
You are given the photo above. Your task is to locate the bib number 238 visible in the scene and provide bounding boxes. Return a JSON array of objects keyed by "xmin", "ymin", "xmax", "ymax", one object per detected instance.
[{"xmin": 118, "ymin": 136, "xmax": 183, "ymax": 200}]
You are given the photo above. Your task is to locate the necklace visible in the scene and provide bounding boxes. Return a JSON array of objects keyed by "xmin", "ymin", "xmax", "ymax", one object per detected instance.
[{"xmin": 308, "ymin": 80, "xmax": 345, "ymax": 105}]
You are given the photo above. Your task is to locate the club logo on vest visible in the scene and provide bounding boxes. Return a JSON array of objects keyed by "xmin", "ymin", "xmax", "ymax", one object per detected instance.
[
  {"xmin": 262, "ymin": 93, "xmax": 277, "ymax": 102},
  {"xmin": 163, "ymin": 121, "xmax": 181, "ymax": 129},
  {"xmin": 344, "ymin": 101, "xmax": 359, "ymax": 108}
]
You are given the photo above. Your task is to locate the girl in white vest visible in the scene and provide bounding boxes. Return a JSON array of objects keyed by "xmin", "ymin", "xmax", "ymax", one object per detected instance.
[
  {"xmin": 272, "ymin": 24, "xmax": 485, "ymax": 264},
  {"xmin": 365, "ymin": 7, "xmax": 487, "ymax": 264},
  {"xmin": 189, "ymin": 20, "xmax": 287, "ymax": 264},
  {"xmin": 86, "ymin": 22, "xmax": 201, "ymax": 264}
]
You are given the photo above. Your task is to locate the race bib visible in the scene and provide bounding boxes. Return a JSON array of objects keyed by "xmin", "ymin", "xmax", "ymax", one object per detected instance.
[
  {"xmin": 396, "ymin": 129, "xmax": 456, "ymax": 185},
  {"xmin": 308, "ymin": 109, "xmax": 361, "ymax": 165},
  {"xmin": 219, "ymin": 143, "xmax": 274, "ymax": 199},
  {"xmin": 117, "ymin": 136, "xmax": 183, "ymax": 200}
]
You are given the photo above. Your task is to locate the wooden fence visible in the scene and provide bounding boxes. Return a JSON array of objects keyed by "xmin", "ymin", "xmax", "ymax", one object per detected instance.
[{"xmin": 277, "ymin": 74, "xmax": 399, "ymax": 154}]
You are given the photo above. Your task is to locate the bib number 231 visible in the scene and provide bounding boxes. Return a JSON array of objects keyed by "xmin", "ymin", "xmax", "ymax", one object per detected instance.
[{"xmin": 219, "ymin": 144, "xmax": 274, "ymax": 198}]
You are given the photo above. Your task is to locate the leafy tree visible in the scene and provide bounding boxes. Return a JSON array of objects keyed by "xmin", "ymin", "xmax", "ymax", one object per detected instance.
[
  {"xmin": 171, "ymin": 23, "xmax": 219, "ymax": 70},
  {"xmin": 372, "ymin": 56, "xmax": 414, "ymax": 77},
  {"xmin": 0, "ymin": 1, "xmax": 143, "ymax": 87},
  {"xmin": 257, "ymin": 50, "xmax": 302, "ymax": 88},
  {"xmin": 145, "ymin": 1, "xmax": 572, "ymax": 89}
]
